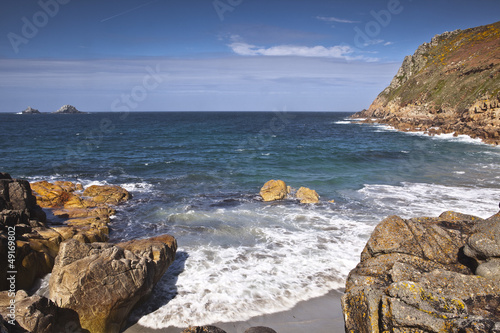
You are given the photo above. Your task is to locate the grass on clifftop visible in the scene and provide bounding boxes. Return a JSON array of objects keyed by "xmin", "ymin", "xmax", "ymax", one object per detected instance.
[{"xmin": 381, "ymin": 21, "xmax": 500, "ymax": 112}]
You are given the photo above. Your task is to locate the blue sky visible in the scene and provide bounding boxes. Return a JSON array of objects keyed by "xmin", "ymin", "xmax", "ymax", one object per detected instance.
[{"xmin": 0, "ymin": 0, "xmax": 499, "ymax": 112}]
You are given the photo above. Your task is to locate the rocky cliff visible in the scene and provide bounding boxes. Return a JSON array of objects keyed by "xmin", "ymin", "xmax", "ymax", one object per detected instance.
[{"xmin": 352, "ymin": 21, "xmax": 500, "ymax": 145}]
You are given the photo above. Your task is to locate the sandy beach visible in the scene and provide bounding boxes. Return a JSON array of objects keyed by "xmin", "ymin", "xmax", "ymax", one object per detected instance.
[{"xmin": 123, "ymin": 290, "xmax": 345, "ymax": 333}]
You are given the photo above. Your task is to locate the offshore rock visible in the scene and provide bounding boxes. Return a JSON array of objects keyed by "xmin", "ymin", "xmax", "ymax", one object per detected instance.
[
  {"xmin": 53, "ymin": 104, "xmax": 84, "ymax": 114},
  {"xmin": 49, "ymin": 235, "xmax": 177, "ymax": 333},
  {"xmin": 260, "ymin": 179, "xmax": 288, "ymax": 201},
  {"xmin": 295, "ymin": 187, "xmax": 320, "ymax": 204},
  {"xmin": 352, "ymin": 21, "xmax": 500, "ymax": 145},
  {"xmin": 342, "ymin": 211, "xmax": 500, "ymax": 332},
  {"xmin": 21, "ymin": 106, "xmax": 41, "ymax": 114}
]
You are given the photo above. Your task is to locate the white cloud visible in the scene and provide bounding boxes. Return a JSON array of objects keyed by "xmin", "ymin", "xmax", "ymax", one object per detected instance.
[
  {"xmin": 316, "ymin": 16, "xmax": 360, "ymax": 24},
  {"xmin": 384, "ymin": 41, "xmax": 394, "ymax": 46},
  {"xmin": 228, "ymin": 42, "xmax": 354, "ymax": 59}
]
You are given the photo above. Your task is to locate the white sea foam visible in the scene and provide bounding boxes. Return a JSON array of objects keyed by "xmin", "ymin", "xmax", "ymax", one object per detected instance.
[
  {"xmin": 372, "ymin": 124, "xmax": 398, "ymax": 132},
  {"xmin": 137, "ymin": 204, "xmax": 371, "ymax": 328},
  {"xmin": 120, "ymin": 182, "xmax": 154, "ymax": 193},
  {"xmin": 430, "ymin": 133, "xmax": 488, "ymax": 145},
  {"xmin": 371, "ymin": 123, "xmax": 496, "ymax": 146},
  {"xmin": 358, "ymin": 182, "xmax": 500, "ymax": 219},
  {"xmin": 131, "ymin": 177, "xmax": 500, "ymax": 328},
  {"xmin": 333, "ymin": 120, "xmax": 351, "ymax": 125}
]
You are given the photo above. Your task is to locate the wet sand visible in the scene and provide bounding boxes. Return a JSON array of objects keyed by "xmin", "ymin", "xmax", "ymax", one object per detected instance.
[{"xmin": 123, "ymin": 290, "xmax": 345, "ymax": 333}]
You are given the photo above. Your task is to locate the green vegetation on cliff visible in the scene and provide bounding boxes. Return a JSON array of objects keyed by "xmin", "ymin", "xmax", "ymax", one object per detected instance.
[
  {"xmin": 382, "ymin": 21, "xmax": 500, "ymax": 112},
  {"xmin": 354, "ymin": 21, "xmax": 500, "ymax": 145}
]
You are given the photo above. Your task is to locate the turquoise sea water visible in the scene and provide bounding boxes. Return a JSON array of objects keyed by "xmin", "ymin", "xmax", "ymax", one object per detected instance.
[{"xmin": 1, "ymin": 111, "xmax": 500, "ymax": 327}]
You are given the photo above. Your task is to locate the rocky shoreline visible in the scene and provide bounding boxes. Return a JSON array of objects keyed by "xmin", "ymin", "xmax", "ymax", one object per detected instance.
[
  {"xmin": 0, "ymin": 176, "xmax": 294, "ymax": 333},
  {"xmin": 352, "ymin": 21, "xmax": 500, "ymax": 145},
  {"xmin": 3, "ymin": 173, "xmax": 500, "ymax": 333},
  {"xmin": 0, "ymin": 173, "xmax": 177, "ymax": 333}
]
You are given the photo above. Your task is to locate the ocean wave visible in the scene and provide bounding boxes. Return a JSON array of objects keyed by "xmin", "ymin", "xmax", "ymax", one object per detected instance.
[
  {"xmin": 120, "ymin": 182, "xmax": 155, "ymax": 193},
  {"xmin": 134, "ymin": 203, "xmax": 372, "ymax": 328},
  {"xmin": 358, "ymin": 182, "xmax": 500, "ymax": 219}
]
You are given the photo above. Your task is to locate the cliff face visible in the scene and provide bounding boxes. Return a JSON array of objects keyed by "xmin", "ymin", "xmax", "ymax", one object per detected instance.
[{"xmin": 353, "ymin": 21, "xmax": 500, "ymax": 145}]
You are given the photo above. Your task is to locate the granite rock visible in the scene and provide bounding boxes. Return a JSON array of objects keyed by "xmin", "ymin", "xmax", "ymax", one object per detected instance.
[
  {"xmin": 260, "ymin": 180, "xmax": 288, "ymax": 202},
  {"xmin": 342, "ymin": 210, "xmax": 500, "ymax": 332},
  {"xmin": 49, "ymin": 235, "xmax": 177, "ymax": 333},
  {"xmin": 295, "ymin": 187, "xmax": 319, "ymax": 204}
]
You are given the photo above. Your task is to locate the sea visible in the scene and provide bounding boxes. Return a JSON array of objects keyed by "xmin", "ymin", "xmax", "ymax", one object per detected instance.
[{"xmin": 1, "ymin": 111, "xmax": 500, "ymax": 328}]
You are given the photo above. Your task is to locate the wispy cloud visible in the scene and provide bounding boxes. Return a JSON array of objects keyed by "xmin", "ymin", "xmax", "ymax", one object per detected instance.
[
  {"xmin": 227, "ymin": 40, "xmax": 379, "ymax": 62},
  {"xmin": 357, "ymin": 39, "xmax": 393, "ymax": 47},
  {"xmin": 228, "ymin": 42, "xmax": 354, "ymax": 59},
  {"xmin": 316, "ymin": 16, "xmax": 360, "ymax": 24}
]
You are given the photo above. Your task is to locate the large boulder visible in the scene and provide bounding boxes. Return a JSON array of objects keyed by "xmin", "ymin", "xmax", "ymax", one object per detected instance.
[
  {"xmin": 259, "ymin": 180, "xmax": 288, "ymax": 202},
  {"xmin": 0, "ymin": 175, "xmax": 45, "ymax": 221},
  {"xmin": 49, "ymin": 235, "xmax": 177, "ymax": 333},
  {"xmin": 0, "ymin": 175, "xmax": 49, "ymax": 290},
  {"xmin": 342, "ymin": 211, "xmax": 500, "ymax": 333},
  {"xmin": 295, "ymin": 187, "xmax": 319, "ymax": 204}
]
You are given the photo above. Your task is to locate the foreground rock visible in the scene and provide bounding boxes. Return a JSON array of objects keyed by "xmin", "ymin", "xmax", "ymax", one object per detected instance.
[
  {"xmin": 352, "ymin": 21, "xmax": 500, "ymax": 145},
  {"xmin": 0, "ymin": 290, "xmax": 88, "ymax": 333},
  {"xmin": 31, "ymin": 180, "xmax": 131, "ymax": 243},
  {"xmin": 342, "ymin": 211, "xmax": 500, "ymax": 332},
  {"xmin": 0, "ymin": 175, "xmax": 131, "ymax": 292},
  {"xmin": 0, "ymin": 174, "xmax": 50, "ymax": 290},
  {"xmin": 50, "ymin": 235, "xmax": 177, "ymax": 333}
]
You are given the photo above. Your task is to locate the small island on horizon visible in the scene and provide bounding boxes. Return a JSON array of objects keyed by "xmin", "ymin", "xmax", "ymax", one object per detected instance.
[{"xmin": 19, "ymin": 104, "xmax": 85, "ymax": 115}]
